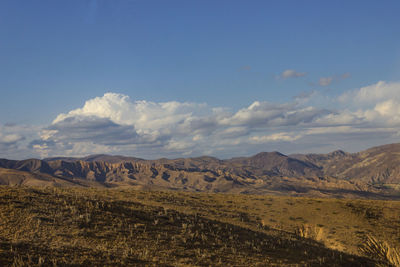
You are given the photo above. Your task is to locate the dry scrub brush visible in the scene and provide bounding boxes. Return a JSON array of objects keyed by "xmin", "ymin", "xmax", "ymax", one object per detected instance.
[
  {"xmin": 360, "ymin": 235, "xmax": 400, "ymax": 267},
  {"xmin": 295, "ymin": 224, "xmax": 325, "ymax": 241}
]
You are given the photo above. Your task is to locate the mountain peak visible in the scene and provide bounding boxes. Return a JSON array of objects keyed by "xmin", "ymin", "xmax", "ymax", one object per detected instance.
[
  {"xmin": 252, "ymin": 151, "xmax": 287, "ymax": 159},
  {"xmin": 328, "ymin": 150, "xmax": 347, "ymax": 157},
  {"xmin": 2, "ymin": 143, "xmax": 400, "ymax": 198}
]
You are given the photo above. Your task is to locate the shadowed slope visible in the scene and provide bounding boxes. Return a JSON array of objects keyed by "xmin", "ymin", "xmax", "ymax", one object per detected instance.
[{"xmin": 0, "ymin": 187, "xmax": 377, "ymax": 266}]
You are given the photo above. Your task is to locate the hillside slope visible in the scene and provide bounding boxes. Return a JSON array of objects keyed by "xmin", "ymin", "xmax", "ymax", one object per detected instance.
[
  {"xmin": 292, "ymin": 143, "xmax": 400, "ymax": 184},
  {"xmin": 0, "ymin": 187, "xmax": 380, "ymax": 266},
  {"xmin": 0, "ymin": 143, "xmax": 399, "ymax": 198}
]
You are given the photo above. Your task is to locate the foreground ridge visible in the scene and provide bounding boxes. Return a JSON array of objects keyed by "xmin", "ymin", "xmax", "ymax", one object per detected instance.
[{"xmin": 0, "ymin": 187, "xmax": 382, "ymax": 266}]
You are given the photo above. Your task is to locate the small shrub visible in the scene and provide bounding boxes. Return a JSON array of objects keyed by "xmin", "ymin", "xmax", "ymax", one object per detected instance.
[
  {"xmin": 360, "ymin": 235, "xmax": 400, "ymax": 267},
  {"xmin": 295, "ymin": 224, "xmax": 324, "ymax": 241}
]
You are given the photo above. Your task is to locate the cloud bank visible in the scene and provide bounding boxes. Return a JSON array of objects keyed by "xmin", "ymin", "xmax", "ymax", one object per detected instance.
[{"xmin": 2, "ymin": 80, "xmax": 400, "ymax": 159}]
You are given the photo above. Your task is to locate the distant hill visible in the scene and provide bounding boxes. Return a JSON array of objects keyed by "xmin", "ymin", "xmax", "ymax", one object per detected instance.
[
  {"xmin": 291, "ymin": 143, "xmax": 400, "ymax": 184},
  {"xmin": 1, "ymin": 143, "xmax": 400, "ymax": 199},
  {"xmin": 44, "ymin": 154, "xmax": 144, "ymax": 163}
]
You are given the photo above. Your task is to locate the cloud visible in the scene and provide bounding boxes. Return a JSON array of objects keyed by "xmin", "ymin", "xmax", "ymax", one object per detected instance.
[
  {"xmin": 48, "ymin": 116, "xmax": 142, "ymax": 145},
  {"xmin": 318, "ymin": 73, "xmax": 350, "ymax": 87},
  {"xmin": 33, "ymin": 93, "xmax": 336, "ymax": 157},
  {"xmin": 0, "ymin": 124, "xmax": 26, "ymax": 145},
  {"xmin": 0, "ymin": 133, "xmax": 24, "ymax": 154},
  {"xmin": 249, "ymin": 132, "xmax": 302, "ymax": 144},
  {"xmin": 319, "ymin": 77, "xmax": 333, "ymax": 86},
  {"xmin": 280, "ymin": 69, "xmax": 307, "ymax": 79},
  {"xmin": 294, "ymin": 90, "xmax": 316, "ymax": 100},
  {"xmin": 32, "ymin": 92, "xmax": 341, "ymax": 158},
  {"xmin": 336, "ymin": 81, "xmax": 400, "ymax": 127},
  {"xmin": 221, "ymin": 101, "xmax": 329, "ymax": 127},
  {"xmin": 0, "ymin": 124, "xmax": 37, "ymax": 159},
  {"xmin": 33, "ymin": 93, "xmax": 221, "ymax": 157},
  {"xmin": 4, "ymin": 80, "xmax": 400, "ymax": 159},
  {"xmin": 53, "ymin": 93, "xmax": 209, "ymax": 135},
  {"xmin": 0, "ymin": 133, "xmax": 24, "ymax": 145},
  {"xmin": 338, "ymin": 81, "xmax": 400, "ymax": 105}
]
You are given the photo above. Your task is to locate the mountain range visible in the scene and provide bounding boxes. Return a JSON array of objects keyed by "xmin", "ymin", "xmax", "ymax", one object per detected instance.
[{"xmin": 1, "ymin": 143, "xmax": 400, "ymax": 199}]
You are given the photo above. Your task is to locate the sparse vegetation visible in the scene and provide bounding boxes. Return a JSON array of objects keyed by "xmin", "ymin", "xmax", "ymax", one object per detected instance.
[
  {"xmin": 360, "ymin": 235, "xmax": 400, "ymax": 267},
  {"xmin": 1, "ymin": 186, "xmax": 399, "ymax": 266},
  {"xmin": 295, "ymin": 224, "xmax": 325, "ymax": 241}
]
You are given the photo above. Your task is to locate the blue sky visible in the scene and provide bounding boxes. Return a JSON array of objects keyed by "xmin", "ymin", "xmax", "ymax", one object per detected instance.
[{"xmin": 1, "ymin": 1, "xmax": 400, "ymax": 159}]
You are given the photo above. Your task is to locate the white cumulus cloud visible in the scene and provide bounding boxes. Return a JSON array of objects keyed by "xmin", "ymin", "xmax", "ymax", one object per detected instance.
[
  {"xmin": 3, "ymin": 80, "xmax": 400, "ymax": 159},
  {"xmin": 338, "ymin": 81, "xmax": 400, "ymax": 105}
]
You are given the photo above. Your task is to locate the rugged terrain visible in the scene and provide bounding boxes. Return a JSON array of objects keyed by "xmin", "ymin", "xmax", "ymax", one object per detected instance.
[
  {"xmin": 1, "ymin": 144, "xmax": 400, "ymax": 266},
  {"xmin": 1, "ymin": 143, "xmax": 400, "ymax": 198}
]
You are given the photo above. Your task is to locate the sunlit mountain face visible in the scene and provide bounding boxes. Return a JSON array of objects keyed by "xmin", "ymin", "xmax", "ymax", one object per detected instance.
[{"xmin": 1, "ymin": 143, "xmax": 400, "ymax": 199}]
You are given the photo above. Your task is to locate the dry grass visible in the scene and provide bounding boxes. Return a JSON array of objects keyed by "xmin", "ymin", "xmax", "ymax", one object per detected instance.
[
  {"xmin": 360, "ymin": 235, "xmax": 400, "ymax": 266},
  {"xmin": 295, "ymin": 224, "xmax": 325, "ymax": 241},
  {"xmin": 0, "ymin": 186, "xmax": 395, "ymax": 266}
]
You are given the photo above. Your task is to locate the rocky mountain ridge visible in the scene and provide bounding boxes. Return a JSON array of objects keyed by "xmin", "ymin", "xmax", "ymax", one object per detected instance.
[{"xmin": 1, "ymin": 143, "xmax": 400, "ymax": 198}]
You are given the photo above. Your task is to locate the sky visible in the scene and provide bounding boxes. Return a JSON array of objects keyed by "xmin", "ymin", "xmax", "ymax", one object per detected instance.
[{"xmin": 1, "ymin": 0, "xmax": 400, "ymax": 159}]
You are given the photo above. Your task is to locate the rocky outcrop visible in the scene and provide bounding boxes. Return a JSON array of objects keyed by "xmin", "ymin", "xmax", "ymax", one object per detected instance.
[
  {"xmin": 292, "ymin": 143, "xmax": 400, "ymax": 184},
  {"xmin": 1, "ymin": 143, "xmax": 400, "ymax": 198}
]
